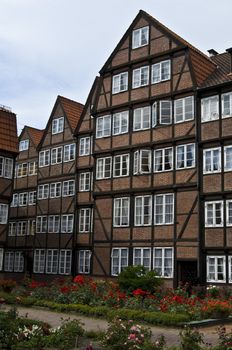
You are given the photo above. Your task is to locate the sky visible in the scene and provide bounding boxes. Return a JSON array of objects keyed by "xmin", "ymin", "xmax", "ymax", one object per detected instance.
[{"xmin": 0, "ymin": 0, "xmax": 231, "ymax": 134}]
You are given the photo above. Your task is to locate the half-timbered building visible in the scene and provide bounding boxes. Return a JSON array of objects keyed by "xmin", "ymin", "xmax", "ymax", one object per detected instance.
[{"xmin": 0, "ymin": 105, "xmax": 18, "ymax": 276}]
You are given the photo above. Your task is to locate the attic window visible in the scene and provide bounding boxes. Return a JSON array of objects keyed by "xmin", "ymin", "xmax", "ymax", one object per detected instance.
[
  {"xmin": 52, "ymin": 117, "xmax": 64, "ymax": 134},
  {"xmin": 132, "ymin": 26, "xmax": 149, "ymax": 49},
  {"xmin": 19, "ymin": 139, "xmax": 29, "ymax": 152}
]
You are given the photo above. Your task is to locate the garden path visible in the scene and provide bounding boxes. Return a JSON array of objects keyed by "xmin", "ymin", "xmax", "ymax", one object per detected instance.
[{"xmin": 4, "ymin": 305, "xmax": 232, "ymax": 347}]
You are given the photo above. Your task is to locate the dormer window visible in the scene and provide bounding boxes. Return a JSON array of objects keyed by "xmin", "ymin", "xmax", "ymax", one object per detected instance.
[
  {"xmin": 132, "ymin": 26, "xmax": 149, "ymax": 49},
  {"xmin": 112, "ymin": 72, "xmax": 128, "ymax": 94},
  {"xmin": 19, "ymin": 139, "xmax": 29, "ymax": 151},
  {"xmin": 52, "ymin": 117, "xmax": 64, "ymax": 134},
  {"xmin": 152, "ymin": 60, "xmax": 171, "ymax": 84}
]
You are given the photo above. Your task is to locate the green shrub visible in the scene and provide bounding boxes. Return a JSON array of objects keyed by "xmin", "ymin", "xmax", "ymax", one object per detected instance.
[
  {"xmin": 118, "ymin": 265, "xmax": 163, "ymax": 293},
  {"xmin": 179, "ymin": 326, "xmax": 204, "ymax": 350}
]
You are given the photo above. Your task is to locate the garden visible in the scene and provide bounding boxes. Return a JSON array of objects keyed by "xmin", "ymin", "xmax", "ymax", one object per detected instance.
[{"xmin": 0, "ymin": 266, "xmax": 232, "ymax": 349}]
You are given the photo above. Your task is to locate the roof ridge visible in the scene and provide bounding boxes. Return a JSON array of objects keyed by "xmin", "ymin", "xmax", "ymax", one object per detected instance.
[{"xmin": 58, "ymin": 95, "xmax": 84, "ymax": 107}]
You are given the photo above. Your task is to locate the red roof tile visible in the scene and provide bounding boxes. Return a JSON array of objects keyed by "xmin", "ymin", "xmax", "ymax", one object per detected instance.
[
  {"xmin": 25, "ymin": 126, "xmax": 44, "ymax": 146},
  {"xmin": 58, "ymin": 96, "xmax": 84, "ymax": 131},
  {"xmin": 0, "ymin": 107, "xmax": 18, "ymax": 154}
]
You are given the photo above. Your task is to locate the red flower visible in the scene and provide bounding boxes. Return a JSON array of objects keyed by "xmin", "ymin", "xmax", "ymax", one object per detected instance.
[
  {"xmin": 172, "ymin": 295, "xmax": 183, "ymax": 303},
  {"xmin": 29, "ymin": 280, "xmax": 46, "ymax": 289},
  {"xmin": 73, "ymin": 275, "xmax": 85, "ymax": 285},
  {"xmin": 132, "ymin": 289, "xmax": 147, "ymax": 297},
  {"xmin": 60, "ymin": 286, "xmax": 69, "ymax": 294}
]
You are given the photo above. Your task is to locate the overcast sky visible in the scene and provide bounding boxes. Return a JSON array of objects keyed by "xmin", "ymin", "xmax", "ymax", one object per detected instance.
[{"xmin": 1, "ymin": 0, "xmax": 231, "ymax": 133}]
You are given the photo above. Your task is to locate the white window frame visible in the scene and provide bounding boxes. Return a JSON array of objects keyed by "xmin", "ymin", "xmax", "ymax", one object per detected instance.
[
  {"xmin": 4, "ymin": 251, "xmax": 14, "ymax": 272},
  {"xmin": 134, "ymin": 195, "xmax": 152, "ymax": 226},
  {"xmin": 63, "ymin": 180, "xmax": 75, "ymax": 196},
  {"xmin": 14, "ymin": 252, "xmax": 24, "ymax": 272},
  {"xmin": 222, "ymin": 92, "xmax": 232, "ymax": 119},
  {"xmin": 36, "ymin": 216, "xmax": 47, "ymax": 233},
  {"xmin": 134, "ymin": 150, "xmax": 151, "ymax": 174},
  {"xmin": 0, "ymin": 248, "xmax": 3, "ymax": 271},
  {"xmin": 133, "ymin": 248, "xmax": 151, "ymax": 270},
  {"xmin": 28, "ymin": 161, "xmax": 37, "ymax": 176},
  {"xmin": 203, "ymin": 147, "xmax": 221, "ymax": 174},
  {"xmin": 51, "ymin": 146, "xmax": 63, "ymax": 165},
  {"xmin": 52, "ymin": 117, "xmax": 64, "ymax": 134},
  {"xmin": 201, "ymin": 96, "xmax": 219, "ymax": 122},
  {"xmin": 17, "ymin": 163, "xmax": 28, "ymax": 177},
  {"xmin": 96, "ymin": 157, "xmax": 112, "ymax": 179},
  {"xmin": 132, "ymin": 66, "xmax": 149, "ymax": 88},
  {"xmin": 19, "ymin": 139, "xmax": 29, "ymax": 151},
  {"xmin": 132, "ymin": 26, "xmax": 149, "ymax": 49},
  {"xmin": 18, "ymin": 192, "xmax": 28, "ymax": 207},
  {"xmin": 113, "ymin": 154, "xmax": 129, "ymax": 177},
  {"xmin": 2, "ymin": 158, "xmax": 13, "ymax": 178},
  {"xmin": 174, "ymin": 96, "xmax": 194, "ymax": 123},
  {"xmin": 39, "ymin": 150, "xmax": 50, "ymax": 167},
  {"xmin": 48, "ymin": 215, "xmax": 60, "ymax": 233},
  {"xmin": 153, "ymin": 247, "xmax": 174, "ymax": 278},
  {"xmin": 79, "ymin": 173, "xmax": 91, "ymax": 192},
  {"xmin": 37, "ymin": 184, "xmax": 49, "ymax": 200},
  {"xmin": 96, "ymin": 115, "xmax": 111, "ymax": 138},
  {"xmin": 9, "ymin": 222, "xmax": 17, "ymax": 236},
  {"xmin": 79, "ymin": 137, "xmax": 91, "ymax": 156},
  {"xmin": 79, "ymin": 208, "xmax": 92, "ymax": 233},
  {"xmin": 46, "ymin": 249, "xmax": 59, "ymax": 274},
  {"xmin": 112, "ymin": 111, "xmax": 129, "ymax": 135},
  {"xmin": 133, "ymin": 106, "xmax": 151, "ymax": 131},
  {"xmin": 28, "ymin": 191, "xmax": 36, "ymax": 205},
  {"xmin": 50, "ymin": 182, "xmax": 61, "ymax": 198},
  {"xmin": 226, "ymin": 200, "xmax": 232, "ymax": 226},
  {"xmin": 176, "ymin": 143, "xmax": 195, "ymax": 169},
  {"xmin": 113, "ymin": 197, "xmax": 130, "ymax": 227},
  {"xmin": 59, "ymin": 250, "xmax": 72, "ymax": 275},
  {"xmin": 205, "ymin": 201, "xmax": 223, "ymax": 227},
  {"xmin": 154, "ymin": 194, "xmax": 174, "ymax": 225},
  {"xmin": 224, "ymin": 146, "xmax": 232, "ymax": 172},
  {"xmin": 11, "ymin": 194, "xmax": 18, "ymax": 207},
  {"xmin": 33, "ymin": 249, "xmax": 45, "ymax": 273},
  {"xmin": 112, "ymin": 72, "xmax": 128, "ymax": 94},
  {"xmin": 18, "ymin": 221, "xmax": 27, "ymax": 236},
  {"xmin": 154, "ymin": 147, "xmax": 173, "ymax": 172},
  {"xmin": 207, "ymin": 256, "xmax": 226, "ymax": 283},
  {"xmin": 64, "ymin": 144, "xmax": 76, "ymax": 162},
  {"xmin": 111, "ymin": 248, "xmax": 129, "ymax": 276},
  {"xmin": 78, "ymin": 250, "xmax": 91, "ymax": 274},
  {"xmin": 61, "ymin": 214, "xmax": 74, "ymax": 233},
  {"xmin": 0, "ymin": 204, "xmax": 8, "ymax": 224},
  {"xmin": 152, "ymin": 60, "xmax": 171, "ymax": 84}
]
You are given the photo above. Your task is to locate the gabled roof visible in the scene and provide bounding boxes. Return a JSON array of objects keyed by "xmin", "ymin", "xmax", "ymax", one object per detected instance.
[
  {"xmin": 58, "ymin": 95, "xmax": 84, "ymax": 131},
  {"xmin": 100, "ymin": 10, "xmax": 216, "ymax": 86},
  {"xmin": 200, "ymin": 52, "xmax": 232, "ymax": 88},
  {"xmin": 0, "ymin": 107, "xmax": 18, "ymax": 154},
  {"xmin": 20, "ymin": 126, "xmax": 44, "ymax": 147}
]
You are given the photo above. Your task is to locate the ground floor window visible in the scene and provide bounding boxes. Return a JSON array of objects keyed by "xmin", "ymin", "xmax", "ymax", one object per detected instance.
[
  {"xmin": 4, "ymin": 251, "xmax": 24, "ymax": 272},
  {"xmin": 59, "ymin": 250, "xmax": 72, "ymax": 275},
  {"xmin": 207, "ymin": 256, "xmax": 226, "ymax": 282},
  {"xmin": 153, "ymin": 247, "xmax": 173, "ymax": 278},
  {"xmin": 111, "ymin": 248, "xmax": 128, "ymax": 276},
  {"xmin": 33, "ymin": 249, "xmax": 72, "ymax": 275},
  {"xmin": 78, "ymin": 250, "xmax": 91, "ymax": 274},
  {"xmin": 33, "ymin": 249, "xmax": 46, "ymax": 273},
  {"xmin": 0, "ymin": 248, "xmax": 3, "ymax": 270},
  {"xmin": 133, "ymin": 248, "xmax": 151, "ymax": 270}
]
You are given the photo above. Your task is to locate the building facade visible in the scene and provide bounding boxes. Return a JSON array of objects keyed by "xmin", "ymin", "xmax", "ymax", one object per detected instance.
[{"xmin": 2, "ymin": 10, "xmax": 232, "ymax": 287}]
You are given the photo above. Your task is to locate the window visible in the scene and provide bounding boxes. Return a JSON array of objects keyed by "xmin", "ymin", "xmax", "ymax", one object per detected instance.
[
  {"xmin": 133, "ymin": 106, "xmax": 150, "ymax": 131},
  {"xmin": 0, "ymin": 204, "xmax": 8, "ymax": 224},
  {"xmin": 9, "ymin": 222, "xmax": 17, "ymax": 236},
  {"xmin": 152, "ymin": 60, "xmax": 170, "ymax": 84},
  {"xmin": 59, "ymin": 250, "xmax": 72, "ymax": 275},
  {"xmin": 14, "ymin": 252, "xmax": 24, "ymax": 272},
  {"xmin": 52, "ymin": 117, "xmax": 64, "ymax": 134},
  {"xmin": 61, "ymin": 214, "xmax": 73, "ymax": 233},
  {"xmin": 229, "ymin": 256, "xmax": 232, "ymax": 283},
  {"xmin": 79, "ymin": 208, "xmax": 92, "ymax": 232},
  {"xmin": 78, "ymin": 250, "xmax": 91, "ymax": 274},
  {"xmin": 18, "ymin": 193, "xmax": 28, "ymax": 207},
  {"xmin": 48, "ymin": 215, "xmax": 60, "ymax": 233},
  {"xmin": 63, "ymin": 180, "xmax": 75, "ymax": 196},
  {"xmin": 227, "ymin": 200, "xmax": 232, "ymax": 226},
  {"xmin": 79, "ymin": 173, "xmax": 91, "ymax": 192},
  {"xmin": 134, "ymin": 196, "xmax": 152, "ymax": 226},
  {"xmin": 112, "ymin": 111, "xmax": 128, "ymax": 135},
  {"xmin": 111, "ymin": 248, "xmax": 128, "ymax": 276},
  {"xmin": 0, "ymin": 248, "xmax": 3, "ymax": 271},
  {"xmin": 176, "ymin": 144, "xmax": 195, "ymax": 169},
  {"xmin": 17, "ymin": 163, "xmax": 27, "ymax": 177},
  {"xmin": 18, "ymin": 221, "xmax": 27, "ymax": 236},
  {"xmin": 133, "ymin": 248, "xmax": 151, "ymax": 270},
  {"xmin": 205, "ymin": 201, "xmax": 223, "ymax": 227},
  {"xmin": 224, "ymin": 146, "xmax": 232, "ymax": 171},
  {"xmin": 46, "ymin": 249, "xmax": 58, "ymax": 274},
  {"xmin": 51, "ymin": 147, "xmax": 62, "ymax": 164},
  {"xmin": 134, "ymin": 150, "xmax": 151, "ymax": 174},
  {"xmin": 64, "ymin": 144, "xmax": 75, "ymax": 162},
  {"xmin": 154, "ymin": 248, "xmax": 173, "ymax": 278},
  {"xmin": 154, "ymin": 194, "xmax": 174, "ymax": 225},
  {"xmin": 207, "ymin": 256, "xmax": 226, "ymax": 282},
  {"xmin": 96, "ymin": 157, "xmax": 112, "ymax": 179},
  {"xmin": 201, "ymin": 96, "xmax": 219, "ymax": 122},
  {"xmin": 3, "ymin": 158, "xmax": 13, "ymax": 178},
  {"xmin": 36, "ymin": 216, "xmax": 47, "ymax": 233},
  {"xmin": 4, "ymin": 251, "xmax": 14, "ymax": 271},
  {"xmin": 28, "ymin": 161, "xmax": 37, "ymax": 176},
  {"xmin": 28, "ymin": 220, "xmax": 36, "ymax": 235},
  {"xmin": 203, "ymin": 148, "xmax": 221, "ymax": 174},
  {"xmin": 37, "ymin": 184, "xmax": 49, "ymax": 200},
  {"xmin": 50, "ymin": 182, "xmax": 61, "ymax": 198},
  {"xmin": 39, "ymin": 150, "xmax": 50, "ymax": 167},
  {"xmin": 154, "ymin": 147, "xmax": 173, "ymax": 172},
  {"xmin": 113, "ymin": 198, "xmax": 130, "ymax": 227},
  {"xmin": 79, "ymin": 137, "xmax": 91, "ymax": 156},
  {"xmin": 33, "ymin": 249, "xmax": 45, "ymax": 273},
  {"xmin": 19, "ymin": 139, "xmax": 29, "ymax": 151},
  {"xmin": 132, "ymin": 66, "xmax": 149, "ymax": 88},
  {"xmin": 11, "ymin": 194, "xmax": 18, "ymax": 207},
  {"xmin": 28, "ymin": 191, "xmax": 36, "ymax": 205},
  {"xmin": 113, "ymin": 154, "xmax": 129, "ymax": 177},
  {"xmin": 96, "ymin": 115, "xmax": 111, "ymax": 138},
  {"xmin": 112, "ymin": 72, "xmax": 128, "ymax": 94},
  {"xmin": 0, "ymin": 157, "xmax": 3, "ymax": 177},
  {"xmin": 174, "ymin": 96, "xmax": 194, "ymax": 123},
  {"xmin": 222, "ymin": 92, "xmax": 232, "ymax": 118},
  {"xmin": 132, "ymin": 26, "xmax": 149, "ymax": 49}
]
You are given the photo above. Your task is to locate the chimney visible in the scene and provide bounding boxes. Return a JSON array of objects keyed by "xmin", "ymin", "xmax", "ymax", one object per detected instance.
[
  {"xmin": 207, "ymin": 49, "xmax": 218, "ymax": 57},
  {"xmin": 226, "ymin": 47, "xmax": 232, "ymax": 74}
]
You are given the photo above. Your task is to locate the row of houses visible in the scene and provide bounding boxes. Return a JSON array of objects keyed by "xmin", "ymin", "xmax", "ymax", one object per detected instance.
[{"xmin": 1, "ymin": 10, "xmax": 232, "ymax": 287}]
